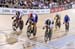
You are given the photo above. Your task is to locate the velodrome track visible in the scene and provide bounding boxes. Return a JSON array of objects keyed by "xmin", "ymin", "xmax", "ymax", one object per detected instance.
[{"xmin": 0, "ymin": 9, "xmax": 75, "ymax": 49}]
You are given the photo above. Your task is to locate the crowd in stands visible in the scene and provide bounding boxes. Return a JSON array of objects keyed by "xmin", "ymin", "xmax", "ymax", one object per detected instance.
[{"xmin": 0, "ymin": 0, "xmax": 75, "ymax": 9}]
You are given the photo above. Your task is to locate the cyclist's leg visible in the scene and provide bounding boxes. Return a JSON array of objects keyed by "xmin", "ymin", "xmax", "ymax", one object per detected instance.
[
  {"xmin": 66, "ymin": 22, "xmax": 69, "ymax": 32},
  {"xmin": 33, "ymin": 23, "xmax": 37, "ymax": 37},
  {"xmin": 49, "ymin": 29, "xmax": 52, "ymax": 41},
  {"xmin": 55, "ymin": 22, "xmax": 58, "ymax": 30},
  {"xmin": 58, "ymin": 21, "xmax": 61, "ymax": 29},
  {"xmin": 65, "ymin": 23, "xmax": 68, "ymax": 32},
  {"xmin": 19, "ymin": 20, "xmax": 24, "ymax": 31}
]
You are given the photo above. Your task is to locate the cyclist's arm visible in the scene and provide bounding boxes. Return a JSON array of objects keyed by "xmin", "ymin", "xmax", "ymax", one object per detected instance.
[
  {"xmin": 12, "ymin": 15, "xmax": 16, "ymax": 19},
  {"xmin": 25, "ymin": 18, "xmax": 29, "ymax": 25}
]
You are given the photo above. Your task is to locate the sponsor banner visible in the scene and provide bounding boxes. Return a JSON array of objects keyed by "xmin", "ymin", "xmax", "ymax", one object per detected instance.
[
  {"xmin": 50, "ymin": 7, "xmax": 65, "ymax": 13},
  {"xmin": 0, "ymin": 8, "xmax": 50, "ymax": 15}
]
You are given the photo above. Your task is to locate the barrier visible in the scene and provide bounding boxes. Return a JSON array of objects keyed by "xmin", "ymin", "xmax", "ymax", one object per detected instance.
[{"xmin": 0, "ymin": 8, "xmax": 50, "ymax": 15}]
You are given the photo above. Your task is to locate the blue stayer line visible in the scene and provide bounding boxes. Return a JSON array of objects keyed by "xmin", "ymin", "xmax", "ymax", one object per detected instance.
[{"xmin": 48, "ymin": 35, "xmax": 75, "ymax": 48}]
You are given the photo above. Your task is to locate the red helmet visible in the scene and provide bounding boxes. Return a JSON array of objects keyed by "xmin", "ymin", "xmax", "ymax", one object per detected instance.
[{"xmin": 29, "ymin": 13, "xmax": 32, "ymax": 17}]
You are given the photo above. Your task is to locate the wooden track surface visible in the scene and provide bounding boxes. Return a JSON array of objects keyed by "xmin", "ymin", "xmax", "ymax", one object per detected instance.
[{"xmin": 0, "ymin": 9, "xmax": 75, "ymax": 49}]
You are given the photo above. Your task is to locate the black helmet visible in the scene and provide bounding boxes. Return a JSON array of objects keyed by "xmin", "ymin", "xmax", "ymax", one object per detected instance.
[
  {"xmin": 47, "ymin": 19, "xmax": 51, "ymax": 25},
  {"xmin": 56, "ymin": 14, "xmax": 59, "ymax": 17},
  {"xmin": 56, "ymin": 14, "xmax": 60, "ymax": 19},
  {"xmin": 16, "ymin": 11, "xmax": 20, "ymax": 15}
]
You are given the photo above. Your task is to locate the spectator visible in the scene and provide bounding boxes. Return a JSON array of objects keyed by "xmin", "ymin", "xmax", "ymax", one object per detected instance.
[
  {"xmin": 38, "ymin": 1, "xmax": 44, "ymax": 9},
  {"xmin": 43, "ymin": 3, "xmax": 49, "ymax": 9},
  {"xmin": 32, "ymin": 0, "xmax": 38, "ymax": 6},
  {"xmin": 0, "ymin": 0, "xmax": 74, "ymax": 9}
]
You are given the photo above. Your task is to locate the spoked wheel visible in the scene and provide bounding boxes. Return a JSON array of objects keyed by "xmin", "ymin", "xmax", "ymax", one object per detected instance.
[
  {"xmin": 44, "ymin": 28, "xmax": 52, "ymax": 43},
  {"xmin": 33, "ymin": 27, "xmax": 36, "ymax": 37},
  {"xmin": 27, "ymin": 25, "xmax": 31, "ymax": 38},
  {"xmin": 44, "ymin": 32, "xmax": 49, "ymax": 43},
  {"xmin": 27, "ymin": 25, "xmax": 36, "ymax": 38},
  {"xmin": 12, "ymin": 20, "xmax": 18, "ymax": 31}
]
